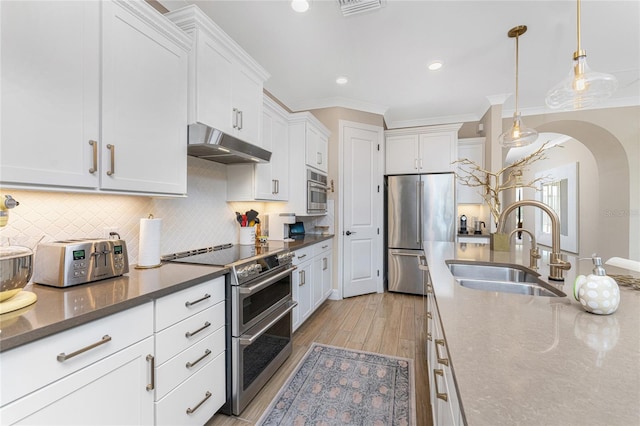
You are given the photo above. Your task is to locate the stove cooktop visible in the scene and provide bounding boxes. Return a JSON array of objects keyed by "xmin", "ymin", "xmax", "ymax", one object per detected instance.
[{"xmin": 163, "ymin": 243, "xmax": 284, "ymax": 267}]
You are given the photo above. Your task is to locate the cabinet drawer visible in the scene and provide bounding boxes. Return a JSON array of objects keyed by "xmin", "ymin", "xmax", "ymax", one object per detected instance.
[
  {"xmin": 313, "ymin": 241, "xmax": 331, "ymax": 256},
  {"xmin": 155, "ymin": 277, "xmax": 225, "ymax": 331},
  {"xmin": 155, "ymin": 326, "xmax": 225, "ymax": 400},
  {"xmin": 1, "ymin": 302, "xmax": 153, "ymax": 406},
  {"xmin": 292, "ymin": 246, "xmax": 313, "ymax": 266},
  {"xmin": 155, "ymin": 350, "xmax": 226, "ymax": 426},
  {"xmin": 155, "ymin": 301, "xmax": 225, "ymax": 365}
]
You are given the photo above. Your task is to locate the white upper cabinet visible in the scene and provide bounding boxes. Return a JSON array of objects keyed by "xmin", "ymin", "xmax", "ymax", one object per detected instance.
[
  {"xmin": 305, "ymin": 124, "xmax": 329, "ymax": 173},
  {"xmin": 457, "ymin": 137, "xmax": 485, "ymax": 204},
  {"xmin": 0, "ymin": 1, "xmax": 190, "ymax": 195},
  {"xmin": 101, "ymin": 1, "xmax": 189, "ymax": 194},
  {"xmin": 384, "ymin": 124, "xmax": 462, "ymax": 175},
  {"xmin": 166, "ymin": 5, "xmax": 269, "ymax": 147},
  {"xmin": 226, "ymin": 95, "xmax": 289, "ymax": 201},
  {"xmin": 0, "ymin": 1, "xmax": 100, "ymax": 189},
  {"xmin": 254, "ymin": 96, "xmax": 289, "ymax": 200}
]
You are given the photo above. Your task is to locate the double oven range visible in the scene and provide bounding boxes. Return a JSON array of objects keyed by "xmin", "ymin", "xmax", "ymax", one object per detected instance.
[{"xmin": 166, "ymin": 244, "xmax": 296, "ymax": 415}]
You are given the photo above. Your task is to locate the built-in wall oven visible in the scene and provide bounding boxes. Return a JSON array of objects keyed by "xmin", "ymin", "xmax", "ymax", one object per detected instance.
[
  {"xmin": 167, "ymin": 244, "xmax": 296, "ymax": 416},
  {"xmin": 307, "ymin": 168, "xmax": 328, "ymax": 214}
]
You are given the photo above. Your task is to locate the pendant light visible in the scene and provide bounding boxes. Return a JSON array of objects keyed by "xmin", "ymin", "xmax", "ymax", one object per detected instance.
[
  {"xmin": 545, "ymin": 0, "xmax": 618, "ymax": 110},
  {"xmin": 499, "ymin": 25, "xmax": 538, "ymax": 148}
]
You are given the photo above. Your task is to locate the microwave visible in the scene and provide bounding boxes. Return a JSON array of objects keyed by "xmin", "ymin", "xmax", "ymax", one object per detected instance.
[{"xmin": 307, "ymin": 169, "xmax": 328, "ymax": 214}]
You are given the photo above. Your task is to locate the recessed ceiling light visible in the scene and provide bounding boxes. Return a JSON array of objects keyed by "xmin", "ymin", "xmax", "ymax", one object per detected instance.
[
  {"xmin": 428, "ymin": 61, "xmax": 443, "ymax": 71},
  {"xmin": 336, "ymin": 76, "xmax": 349, "ymax": 85},
  {"xmin": 291, "ymin": 0, "xmax": 310, "ymax": 13}
]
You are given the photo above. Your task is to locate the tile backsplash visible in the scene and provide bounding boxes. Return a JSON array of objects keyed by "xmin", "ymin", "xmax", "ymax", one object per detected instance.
[{"xmin": 0, "ymin": 157, "xmax": 241, "ymax": 264}]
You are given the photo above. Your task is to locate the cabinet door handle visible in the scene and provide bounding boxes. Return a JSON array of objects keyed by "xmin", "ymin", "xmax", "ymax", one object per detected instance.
[
  {"xmin": 185, "ymin": 293, "xmax": 211, "ymax": 307},
  {"xmin": 275, "ymin": 179, "xmax": 279, "ymax": 194},
  {"xmin": 299, "ymin": 270, "xmax": 305, "ymax": 286},
  {"xmin": 186, "ymin": 349, "xmax": 212, "ymax": 369},
  {"xmin": 435, "ymin": 338, "xmax": 449, "ymax": 366},
  {"xmin": 185, "ymin": 321, "xmax": 211, "ymax": 338},
  {"xmin": 237, "ymin": 110, "xmax": 243, "ymax": 130},
  {"xmin": 146, "ymin": 354, "xmax": 155, "ymax": 391},
  {"xmin": 426, "ymin": 311, "xmax": 432, "ymax": 341},
  {"xmin": 323, "ymin": 257, "xmax": 327, "ymax": 270},
  {"xmin": 434, "ymin": 369, "xmax": 448, "ymax": 401},
  {"xmin": 322, "ymin": 245, "xmax": 328, "ymax": 249},
  {"xmin": 232, "ymin": 108, "xmax": 239, "ymax": 128},
  {"xmin": 88, "ymin": 140, "xmax": 98, "ymax": 173},
  {"xmin": 414, "ymin": 158, "xmax": 419, "ymax": 170},
  {"xmin": 317, "ymin": 152, "xmax": 322, "ymax": 165},
  {"xmin": 186, "ymin": 391, "xmax": 212, "ymax": 414},
  {"xmin": 57, "ymin": 335, "xmax": 111, "ymax": 362},
  {"xmin": 106, "ymin": 144, "xmax": 115, "ymax": 176},
  {"xmin": 419, "ymin": 158, "xmax": 423, "ymax": 169}
]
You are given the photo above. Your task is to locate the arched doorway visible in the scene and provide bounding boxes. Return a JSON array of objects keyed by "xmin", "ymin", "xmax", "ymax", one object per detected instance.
[{"xmin": 506, "ymin": 120, "xmax": 630, "ymax": 260}]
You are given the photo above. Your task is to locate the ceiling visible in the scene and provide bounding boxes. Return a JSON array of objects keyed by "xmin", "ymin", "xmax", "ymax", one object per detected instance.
[{"xmin": 160, "ymin": 0, "xmax": 639, "ymax": 129}]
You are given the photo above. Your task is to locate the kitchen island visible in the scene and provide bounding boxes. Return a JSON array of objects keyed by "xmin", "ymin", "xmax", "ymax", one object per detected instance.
[{"xmin": 425, "ymin": 241, "xmax": 640, "ymax": 425}]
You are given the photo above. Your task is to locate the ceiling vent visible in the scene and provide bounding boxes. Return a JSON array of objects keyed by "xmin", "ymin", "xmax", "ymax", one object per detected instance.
[{"xmin": 337, "ymin": 0, "xmax": 384, "ymax": 17}]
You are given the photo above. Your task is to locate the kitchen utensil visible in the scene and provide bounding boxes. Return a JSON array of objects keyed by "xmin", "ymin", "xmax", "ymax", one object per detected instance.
[
  {"xmin": 0, "ymin": 246, "xmax": 33, "ymax": 302},
  {"xmin": 245, "ymin": 209, "xmax": 259, "ymax": 225},
  {"xmin": 235, "ymin": 212, "xmax": 243, "ymax": 225}
]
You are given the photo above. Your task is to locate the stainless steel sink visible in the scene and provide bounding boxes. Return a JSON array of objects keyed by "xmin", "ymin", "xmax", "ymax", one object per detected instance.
[{"xmin": 446, "ymin": 260, "xmax": 566, "ymax": 298}]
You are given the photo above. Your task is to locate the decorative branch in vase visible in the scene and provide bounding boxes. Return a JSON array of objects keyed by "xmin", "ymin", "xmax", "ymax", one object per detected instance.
[{"xmin": 453, "ymin": 141, "xmax": 557, "ymax": 227}]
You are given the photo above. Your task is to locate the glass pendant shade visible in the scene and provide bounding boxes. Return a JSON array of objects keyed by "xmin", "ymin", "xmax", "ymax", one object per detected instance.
[
  {"xmin": 499, "ymin": 25, "xmax": 537, "ymax": 148},
  {"xmin": 499, "ymin": 112, "xmax": 539, "ymax": 148},
  {"xmin": 545, "ymin": 53, "xmax": 618, "ymax": 110}
]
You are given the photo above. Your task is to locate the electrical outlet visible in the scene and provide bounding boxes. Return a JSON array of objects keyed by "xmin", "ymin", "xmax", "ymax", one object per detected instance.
[{"xmin": 103, "ymin": 227, "xmax": 119, "ymax": 239}]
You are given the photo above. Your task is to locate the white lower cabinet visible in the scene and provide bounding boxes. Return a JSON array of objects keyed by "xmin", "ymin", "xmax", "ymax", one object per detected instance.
[
  {"xmin": 153, "ymin": 277, "xmax": 226, "ymax": 425},
  {"xmin": 426, "ymin": 274, "xmax": 463, "ymax": 426},
  {"xmin": 0, "ymin": 303, "xmax": 155, "ymax": 425},
  {"xmin": 292, "ymin": 241, "xmax": 333, "ymax": 331},
  {"xmin": 292, "ymin": 245, "xmax": 313, "ymax": 331}
]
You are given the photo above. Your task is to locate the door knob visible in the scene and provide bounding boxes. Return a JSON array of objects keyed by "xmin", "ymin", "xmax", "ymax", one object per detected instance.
[{"xmin": 346, "ymin": 231, "xmax": 356, "ymax": 236}]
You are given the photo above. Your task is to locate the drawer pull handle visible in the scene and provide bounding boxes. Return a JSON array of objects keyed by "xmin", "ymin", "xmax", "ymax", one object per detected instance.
[
  {"xmin": 57, "ymin": 335, "xmax": 111, "ymax": 362},
  {"xmin": 435, "ymin": 338, "xmax": 449, "ymax": 366},
  {"xmin": 186, "ymin": 391, "xmax": 212, "ymax": 415},
  {"xmin": 434, "ymin": 369, "xmax": 448, "ymax": 401},
  {"xmin": 185, "ymin": 293, "xmax": 211, "ymax": 307},
  {"xmin": 88, "ymin": 140, "xmax": 98, "ymax": 173},
  {"xmin": 146, "ymin": 354, "xmax": 155, "ymax": 391},
  {"xmin": 298, "ymin": 254, "xmax": 307, "ymax": 259},
  {"xmin": 426, "ymin": 311, "xmax": 432, "ymax": 341},
  {"xmin": 186, "ymin": 349, "xmax": 212, "ymax": 369},
  {"xmin": 185, "ymin": 322, "xmax": 211, "ymax": 338}
]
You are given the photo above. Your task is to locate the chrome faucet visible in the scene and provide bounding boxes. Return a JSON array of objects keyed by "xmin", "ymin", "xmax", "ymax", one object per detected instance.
[
  {"xmin": 497, "ymin": 200, "xmax": 571, "ymax": 281},
  {"xmin": 509, "ymin": 228, "xmax": 541, "ymax": 270}
]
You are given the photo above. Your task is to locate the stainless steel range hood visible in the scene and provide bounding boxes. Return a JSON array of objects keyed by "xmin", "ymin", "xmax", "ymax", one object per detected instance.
[{"xmin": 187, "ymin": 123, "xmax": 271, "ymax": 164}]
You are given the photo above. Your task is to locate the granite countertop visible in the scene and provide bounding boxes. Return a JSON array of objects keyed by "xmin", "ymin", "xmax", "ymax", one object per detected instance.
[
  {"xmin": 0, "ymin": 263, "xmax": 227, "ymax": 352},
  {"xmin": 264, "ymin": 234, "xmax": 334, "ymax": 252},
  {"xmin": 424, "ymin": 241, "xmax": 640, "ymax": 425}
]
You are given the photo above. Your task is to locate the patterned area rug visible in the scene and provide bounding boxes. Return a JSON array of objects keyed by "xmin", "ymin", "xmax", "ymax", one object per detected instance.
[{"xmin": 257, "ymin": 343, "xmax": 416, "ymax": 426}]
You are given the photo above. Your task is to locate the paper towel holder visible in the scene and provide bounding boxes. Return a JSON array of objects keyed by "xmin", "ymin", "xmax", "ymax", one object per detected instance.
[{"xmin": 135, "ymin": 214, "xmax": 163, "ymax": 270}]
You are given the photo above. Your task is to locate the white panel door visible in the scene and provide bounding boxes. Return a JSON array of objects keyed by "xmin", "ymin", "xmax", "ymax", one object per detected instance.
[
  {"xmin": 0, "ymin": 1, "xmax": 100, "ymax": 188},
  {"xmin": 342, "ymin": 121, "xmax": 383, "ymax": 298}
]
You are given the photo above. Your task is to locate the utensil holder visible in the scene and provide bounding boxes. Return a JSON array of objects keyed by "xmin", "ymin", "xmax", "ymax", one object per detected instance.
[{"xmin": 239, "ymin": 226, "xmax": 256, "ymax": 245}]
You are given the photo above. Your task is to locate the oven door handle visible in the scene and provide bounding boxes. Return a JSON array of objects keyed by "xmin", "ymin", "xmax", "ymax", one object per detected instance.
[
  {"xmin": 238, "ymin": 266, "xmax": 297, "ymax": 295},
  {"xmin": 239, "ymin": 300, "xmax": 298, "ymax": 346}
]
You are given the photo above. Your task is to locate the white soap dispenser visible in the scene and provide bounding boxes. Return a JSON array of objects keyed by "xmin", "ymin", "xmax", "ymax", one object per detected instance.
[{"xmin": 574, "ymin": 254, "xmax": 620, "ymax": 315}]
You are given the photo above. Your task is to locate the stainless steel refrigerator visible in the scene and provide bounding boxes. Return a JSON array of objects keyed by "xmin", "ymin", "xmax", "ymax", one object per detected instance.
[{"xmin": 386, "ymin": 173, "xmax": 455, "ymax": 295}]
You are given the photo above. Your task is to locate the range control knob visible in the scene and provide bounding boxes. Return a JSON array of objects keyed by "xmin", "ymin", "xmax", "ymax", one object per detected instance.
[
  {"xmin": 250, "ymin": 264, "xmax": 262, "ymax": 274},
  {"xmin": 237, "ymin": 266, "xmax": 250, "ymax": 278}
]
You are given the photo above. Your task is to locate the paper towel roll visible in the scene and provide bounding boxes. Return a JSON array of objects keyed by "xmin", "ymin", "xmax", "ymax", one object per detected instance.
[{"xmin": 138, "ymin": 218, "xmax": 162, "ymax": 267}]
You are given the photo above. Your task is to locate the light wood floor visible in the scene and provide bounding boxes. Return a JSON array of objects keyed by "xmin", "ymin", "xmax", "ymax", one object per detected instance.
[{"xmin": 207, "ymin": 292, "xmax": 432, "ymax": 426}]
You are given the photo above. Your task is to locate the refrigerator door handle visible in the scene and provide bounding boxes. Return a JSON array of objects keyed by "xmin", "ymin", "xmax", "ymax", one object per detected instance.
[
  {"xmin": 416, "ymin": 181, "xmax": 421, "ymax": 244},
  {"xmin": 417, "ymin": 180, "xmax": 424, "ymax": 244}
]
